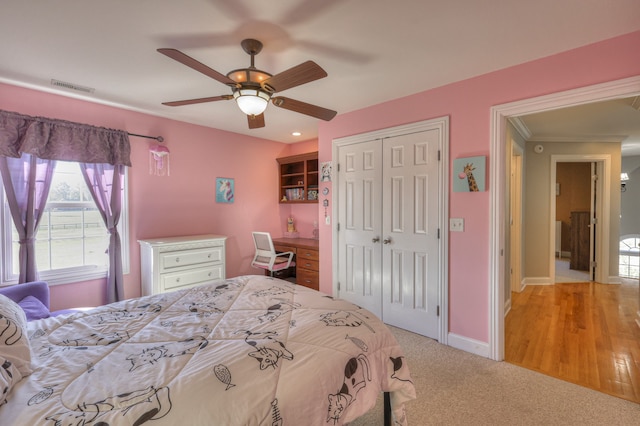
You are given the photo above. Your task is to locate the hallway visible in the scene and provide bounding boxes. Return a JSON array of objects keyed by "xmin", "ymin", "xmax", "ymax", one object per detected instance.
[{"xmin": 505, "ymin": 280, "xmax": 640, "ymax": 404}]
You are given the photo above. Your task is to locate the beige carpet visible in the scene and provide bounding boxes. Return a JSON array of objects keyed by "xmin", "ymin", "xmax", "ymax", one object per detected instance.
[{"xmin": 349, "ymin": 326, "xmax": 639, "ymax": 425}]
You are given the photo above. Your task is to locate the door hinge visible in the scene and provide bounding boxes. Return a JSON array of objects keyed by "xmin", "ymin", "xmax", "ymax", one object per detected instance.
[
  {"xmin": 437, "ymin": 228, "xmax": 440, "ymax": 239},
  {"xmin": 337, "ymin": 223, "xmax": 340, "ymax": 232},
  {"xmin": 338, "ymin": 282, "xmax": 341, "ymax": 291},
  {"xmin": 590, "ymin": 260, "xmax": 597, "ymax": 268},
  {"xmin": 337, "ymin": 163, "xmax": 340, "ymax": 172},
  {"xmin": 436, "ymin": 305, "xmax": 440, "ymax": 317},
  {"xmin": 591, "ymin": 217, "xmax": 598, "ymax": 225},
  {"xmin": 437, "ymin": 150, "xmax": 441, "ymax": 161}
]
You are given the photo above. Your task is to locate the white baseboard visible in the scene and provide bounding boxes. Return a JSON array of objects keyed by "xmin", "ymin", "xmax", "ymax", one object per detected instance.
[
  {"xmin": 522, "ymin": 276, "xmax": 554, "ymax": 285},
  {"xmin": 447, "ymin": 332, "xmax": 490, "ymax": 358}
]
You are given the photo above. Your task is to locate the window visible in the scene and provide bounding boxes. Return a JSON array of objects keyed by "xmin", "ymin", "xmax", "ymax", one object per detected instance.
[
  {"xmin": 619, "ymin": 235, "xmax": 639, "ymax": 279},
  {"xmin": 1, "ymin": 161, "xmax": 129, "ymax": 285}
]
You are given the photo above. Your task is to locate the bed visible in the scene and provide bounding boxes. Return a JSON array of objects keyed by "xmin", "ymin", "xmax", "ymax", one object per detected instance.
[{"xmin": 0, "ymin": 275, "xmax": 415, "ymax": 425}]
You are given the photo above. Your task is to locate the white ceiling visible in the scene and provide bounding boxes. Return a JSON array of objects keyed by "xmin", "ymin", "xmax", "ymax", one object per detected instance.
[
  {"xmin": 517, "ymin": 97, "xmax": 640, "ymax": 156},
  {"xmin": 1, "ymin": 0, "xmax": 640, "ymax": 147}
]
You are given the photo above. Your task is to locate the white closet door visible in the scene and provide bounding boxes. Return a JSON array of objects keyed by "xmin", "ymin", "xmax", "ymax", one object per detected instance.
[
  {"xmin": 337, "ymin": 139, "xmax": 383, "ymax": 316},
  {"xmin": 336, "ymin": 128, "xmax": 441, "ymax": 339},
  {"xmin": 381, "ymin": 130, "xmax": 440, "ymax": 338}
]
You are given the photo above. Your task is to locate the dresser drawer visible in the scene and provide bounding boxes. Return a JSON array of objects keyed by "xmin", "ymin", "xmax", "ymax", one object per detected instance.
[
  {"xmin": 160, "ymin": 246, "xmax": 223, "ymax": 271},
  {"xmin": 139, "ymin": 234, "xmax": 227, "ymax": 296},
  {"xmin": 297, "ymin": 248, "xmax": 318, "ymax": 262},
  {"xmin": 296, "ymin": 268, "xmax": 319, "ymax": 290},
  {"xmin": 297, "ymin": 259, "xmax": 318, "ymax": 272},
  {"xmin": 161, "ymin": 265, "xmax": 224, "ymax": 291}
]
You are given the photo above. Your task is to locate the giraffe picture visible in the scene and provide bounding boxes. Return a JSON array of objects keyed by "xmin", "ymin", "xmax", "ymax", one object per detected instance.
[{"xmin": 453, "ymin": 156, "xmax": 486, "ymax": 192}]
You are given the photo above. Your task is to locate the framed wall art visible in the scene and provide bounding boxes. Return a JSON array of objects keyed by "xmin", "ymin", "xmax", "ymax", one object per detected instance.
[
  {"xmin": 216, "ymin": 177, "xmax": 235, "ymax": 203},
  {"xmin": 453, "ymin": 156, "xmax": 486, "ymax": 192}
]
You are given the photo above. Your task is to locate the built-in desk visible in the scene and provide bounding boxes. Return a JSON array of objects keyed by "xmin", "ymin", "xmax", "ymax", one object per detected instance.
[{"xmin": 272, "ymin": 237, "xmax": 319, "ymax": 290}]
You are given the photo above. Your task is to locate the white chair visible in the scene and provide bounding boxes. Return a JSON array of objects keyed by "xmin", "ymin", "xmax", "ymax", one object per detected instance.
[{"xmin": 251, "ymin": 232, "xmax": 295, "ymax": 276}]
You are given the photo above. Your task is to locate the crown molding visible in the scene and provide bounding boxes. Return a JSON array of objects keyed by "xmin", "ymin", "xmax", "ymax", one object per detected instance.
[
  {"xmin": 527, "ymin": 134, "xmax": 626, "ymax": 143},
  {"xmin": 507, "ymin": 117, "xmax": 531, "ymax": 140}
]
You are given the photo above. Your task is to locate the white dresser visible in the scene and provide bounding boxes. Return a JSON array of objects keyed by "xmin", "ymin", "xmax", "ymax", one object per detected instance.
[{"xmin": 138, "ymin": 234, "xmax": 227, "ymax": 296}]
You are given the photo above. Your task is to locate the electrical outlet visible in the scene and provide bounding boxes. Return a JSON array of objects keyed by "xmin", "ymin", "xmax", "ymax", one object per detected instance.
[{"xmin": 450, "ymin": 218, "xmax": 464, "ymax": 232}]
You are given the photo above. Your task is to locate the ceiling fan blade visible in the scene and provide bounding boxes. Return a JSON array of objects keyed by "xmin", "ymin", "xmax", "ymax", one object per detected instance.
[
  {"xmin": 262, "ymin": 61, "xmax": 327, "ymax": 93},
  {"xmin": 162, "ymin": 95, "xmax": 232, "ymax": 107},
  {"xmin": 248, "ymin": 113, "xmax": 265, "ymax": 129},
  {"xmin": 158, "ymin": 48, "xmax": 236, "ymax": 86},
  {"xmin": 272, "ymin": 97, "xmax": 337, "ymax": 121}
]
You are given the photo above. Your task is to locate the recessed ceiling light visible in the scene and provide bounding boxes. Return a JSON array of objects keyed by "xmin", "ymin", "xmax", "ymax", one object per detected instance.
[{"xmin": 292, "ymin": 132, "xmax": 302, "ymax": 136}]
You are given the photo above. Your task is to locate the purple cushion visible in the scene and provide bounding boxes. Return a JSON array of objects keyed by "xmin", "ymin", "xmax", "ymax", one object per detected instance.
[{"xmin": 18, "ymin": 295, "xmax": 50, "ymax": 321}]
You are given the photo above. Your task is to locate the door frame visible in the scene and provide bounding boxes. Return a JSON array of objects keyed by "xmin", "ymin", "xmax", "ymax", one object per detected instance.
[
  {"xmin": 489, "ymin": 75, "xmax": 640, "ymax": 361},
  {"xmin": 331, "ymin": 116, "xmax": 450, "ymax": 343},
  {"xmin": 509, "ymin": 142, "xmax": 523, "ymax": 294},
  {"xmin": 549, "ymin": 156, "xmax": 610, "ymax": 285}
]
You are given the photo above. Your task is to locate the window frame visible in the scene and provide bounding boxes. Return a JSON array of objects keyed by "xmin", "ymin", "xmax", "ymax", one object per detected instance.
[
  {"xmin": 0, "ymin": 163, "xmax": 130, "ymax": 286},
  {"xmin": 618, "ymin": 234, "xmax": 639, "ymax": 280}
]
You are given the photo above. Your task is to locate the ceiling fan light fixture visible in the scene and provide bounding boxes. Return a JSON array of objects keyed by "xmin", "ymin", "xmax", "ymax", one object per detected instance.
[
  {"xmin": 233, "ymin": 88, "xmax": 271, "ymax": 116},
  {"xmin": 227, "ymin": 68, "xmax": 272, "ymax": 84}
]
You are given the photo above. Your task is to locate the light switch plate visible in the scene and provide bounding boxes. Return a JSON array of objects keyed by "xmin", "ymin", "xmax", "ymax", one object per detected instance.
[{"xmin": 450, "ymin": 218, "xmax": 464, "ymax": 232}]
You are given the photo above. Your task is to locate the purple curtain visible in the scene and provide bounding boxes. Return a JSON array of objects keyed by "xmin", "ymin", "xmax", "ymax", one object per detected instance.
[
  {"xmin": 0, "ymin": 109, "xmax": 131, "ymax": 297},
  {"xmin": 80, "ymin": 163, "xmax": 125, "ymax": 303},
  {"xmin": 0, "ymin": 154, "xmax": 55, "ymax": 282},
  {"xmin": 0, "ymin": 109, "xmax": 131, "ymax": 166}
]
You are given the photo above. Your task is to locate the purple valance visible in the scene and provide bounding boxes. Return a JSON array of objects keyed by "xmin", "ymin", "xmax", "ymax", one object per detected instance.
[{"xmin": 0, "ymin": 110, "xmax": 131, "ymax": 166}]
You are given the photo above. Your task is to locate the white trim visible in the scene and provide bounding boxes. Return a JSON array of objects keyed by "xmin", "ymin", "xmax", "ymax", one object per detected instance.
[
  {"xmin": 447, "ymin": 332, "xmax": 490, "ymax": 358},
  {"xmin": 549, "ymin": 155, "xmax": 611, "ymax": 286},
  {"xmin": 507, "ymin": 117, "xmax": 532, "ymax": 140},
  {"xmin": 490, "ymin": 75, "xmax": 640, "ymax": 361},
  {"xmin": 608, "ymin": 276, "xmax": 623, "ymax": 284},
  {"xmin": 529, "ymin": 135, "xmax": 625, "ymax": 143},
  {"xmin": 332, "ymin": 116, "xmax": 450, "ymax": 343},
  {"xmin": 522, "ymin": 277, "xmax": 554, "ymax": 285}
]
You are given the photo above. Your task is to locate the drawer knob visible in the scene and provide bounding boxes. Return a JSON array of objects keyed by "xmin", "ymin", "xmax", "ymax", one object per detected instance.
[
  {"xmin": 208, "ymin": 272, "xmax": 212, "ymax": 276},
  {"xmin": 208, "ymin": 253, "xmax": 212, "ymax": 258},
  {"xmin": 175, "ymin": 257, "xmax": 180, "ymax": 263},
  {"xmin": 176, "ymin": 278, "xmax": 180, "ymax": 282}
]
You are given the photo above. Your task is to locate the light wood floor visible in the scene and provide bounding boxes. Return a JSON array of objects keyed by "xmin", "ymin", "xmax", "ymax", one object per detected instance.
[{"xmin": 505, "ymin": 280, "xmax": 640, "ymax": 404}]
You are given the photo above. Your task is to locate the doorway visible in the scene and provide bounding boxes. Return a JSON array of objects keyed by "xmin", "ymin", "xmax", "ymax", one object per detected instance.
[
  {"xmin": 490, "ymin": 75, "xmax": 640, "ymax": 361},
  {"xmin": 554, "ymin": 161, "xmax": 594, "ymax": 283}
]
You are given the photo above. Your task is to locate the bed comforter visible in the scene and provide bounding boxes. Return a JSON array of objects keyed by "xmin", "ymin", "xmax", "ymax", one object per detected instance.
[{"xmin": 1, "ymin": 275, "xmax": 415, "ymax": 425}]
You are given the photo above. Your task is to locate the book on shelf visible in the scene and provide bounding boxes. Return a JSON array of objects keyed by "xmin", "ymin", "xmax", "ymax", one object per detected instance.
[{"xmin": 285, "ymin": 188, "xmax": 304, "ymax": 201}]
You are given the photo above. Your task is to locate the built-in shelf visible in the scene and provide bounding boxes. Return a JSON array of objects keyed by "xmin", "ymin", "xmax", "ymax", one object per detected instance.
[{"xmin": 277, "ymin": 151, "xmax": 319, "ymax": 204}]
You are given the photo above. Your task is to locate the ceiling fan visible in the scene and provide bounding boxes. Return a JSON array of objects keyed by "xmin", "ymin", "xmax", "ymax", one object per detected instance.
[{"xmin": 158, "ymin": 39, "xmax": 337, "ymax": 129}]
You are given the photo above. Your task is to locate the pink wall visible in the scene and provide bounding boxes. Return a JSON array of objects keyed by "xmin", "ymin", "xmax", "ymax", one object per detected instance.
[
  {"xmin": 0, "ymin": 83, "xmax": 317, "ymax": 310},
  {"xmin": 277, "ymin": 139, "xmax": 320, "ymax": 238},
  {"xmin": 3, "ymin": 30, "xmax": 639, "ymax": 344},
  {"xmin": 317, "ymin": 30, "xmax": 640, "ymax": 343}
]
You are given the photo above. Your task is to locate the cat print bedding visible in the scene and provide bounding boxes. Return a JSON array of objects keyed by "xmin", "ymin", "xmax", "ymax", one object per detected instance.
[{"xmin": 0, "ymin": 275, "xmax": 415, "ymax": 425}]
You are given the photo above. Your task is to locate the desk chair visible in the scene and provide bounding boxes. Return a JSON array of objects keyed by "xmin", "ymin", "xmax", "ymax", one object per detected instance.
[{"xmin": 251, "ymin": 232, "xmax": 295, "ymax": 277}]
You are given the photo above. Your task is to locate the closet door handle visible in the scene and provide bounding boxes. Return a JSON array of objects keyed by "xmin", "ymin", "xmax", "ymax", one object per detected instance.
[
  {"xmin": 372, "ymin": 236, "xmax": 380, "ymax": 243},
  {"xmin": 383, "ymin": 237, "xmax": 392, "ymax": 244}
]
